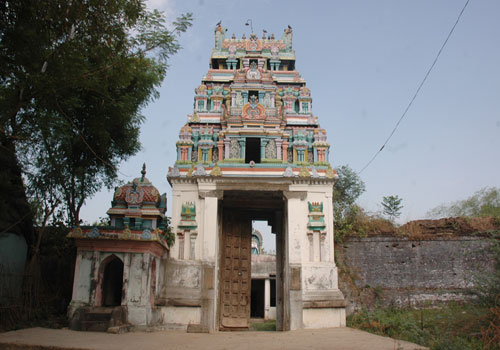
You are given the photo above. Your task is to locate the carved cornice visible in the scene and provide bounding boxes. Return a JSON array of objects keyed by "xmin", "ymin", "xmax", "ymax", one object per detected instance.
[
  {"xmin": 283, "ymin": 191, "xmax": 307, "ymax": 200},
  {"xmin": 199, "ymin": 190, "xmax": 224, "ymax": 199}
]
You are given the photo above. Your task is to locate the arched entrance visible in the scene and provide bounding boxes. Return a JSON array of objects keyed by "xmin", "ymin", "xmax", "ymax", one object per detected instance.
[{"xmin": 101, "ymin": 256, "xmax": 124, "ymax": 307}]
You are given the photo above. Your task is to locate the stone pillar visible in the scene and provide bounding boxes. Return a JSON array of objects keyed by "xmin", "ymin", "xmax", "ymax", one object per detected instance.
[
  {"xmin": 224, "ymin": 138, "xmax": 230, "ymax": 159},
  {"xmin": 320, "ymin": 232, "xmax": 326, "ymax": 262},
  {"xmin": 282, "ymin": 141, "xmax": 289, "ymax": 162},
  {"xmin": 238, "ymin": 138, "xmax": 246, "ymax": 159},
  {"xmin": 90, "ymin": 251, "xmax": 100, "ymax": 306},
  {"xmin": 276, "ymin": 139, "xmax": 283, "ymax": 160},
  {"xmin": 178, "ymin": 232, "xmax": 185, "ymax": 260},
  {"xmin": 190, "ymin": 232, "xmax": 198, "ymax": 260},
  {"xmin": 283, "ymin": 190, "xmax": 307, "ymax": 330},
  {"xmin": 265, "ymin": 278, "xmax": 271, "ymax": 320},
  {"xmin": 176, "ymin": 147, "xmax": 181, "ymax": 161},
  {"xmin": 217, "ymin": 140, "xmax": 224, "ymax": 162},
  {"xmin": 199, "ymin": 190, "xmax": 222, "ymax": 332},
  {"xmin": 140, "ymin": 253, "xmax": 150, "ymax": 305},
  {"xmin": 260, "ymin": 138, "xmax": 268, "ymax": 159},
  {"xmin": 188, "ymin": 147, "xmax": 192, "ymax": 161}
]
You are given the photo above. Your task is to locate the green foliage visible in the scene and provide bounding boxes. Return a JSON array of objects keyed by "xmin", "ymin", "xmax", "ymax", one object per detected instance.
[
  {"xmin": 381, "ymin": 195, "xmax": 404, "ymax": 221},
  {"xmin": 333, "ymin": 165, "xmax": 366, "ymax": 241},
  {"xmin": 348, "ymin": 305, "xmax": 486, "ymax": 350},
  {"xmin": 250, "ymin": 320, "xmax": 276, "ymax": 331},
  {"xmin": 1, "ymin": 0, "xmax": 192, "ymax": 228},
  {"xmin": 334, "ymin": 205, "xmax": 395, "ymax": 242},
  {"xmin": 333, "ymin": 165, "xmax": 366, "ymax": 216},
  {"xmin": 161, "ymin": 217, "xmax": 175, "ymax": 248},
  {"xmin": 428, "ymin": 187, "xmax": 500, "ymax": 219}
]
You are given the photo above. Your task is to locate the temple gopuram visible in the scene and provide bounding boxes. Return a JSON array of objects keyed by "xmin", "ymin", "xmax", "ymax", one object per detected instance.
[
  {"xmin": 170, "ymin": 24, "xmax": 332, "ymax": 177},
  {"xmin": 166, "ymin": 24, "xmax": 346, "ymax": 331},
  {"xmin": 67, "ymin": 23, "xmax": 346, "ymax": 333}
]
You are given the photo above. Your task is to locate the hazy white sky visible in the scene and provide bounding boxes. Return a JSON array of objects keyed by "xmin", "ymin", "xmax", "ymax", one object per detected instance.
[{"xmin": 81, "ymin": 0, "xmax": 500, "ymax": 232}]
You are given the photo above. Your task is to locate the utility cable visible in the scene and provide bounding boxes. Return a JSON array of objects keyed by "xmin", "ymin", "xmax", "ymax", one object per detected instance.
[{"xmin": 358, "ymin": 0, "xmax": 471, "ymax": 175}]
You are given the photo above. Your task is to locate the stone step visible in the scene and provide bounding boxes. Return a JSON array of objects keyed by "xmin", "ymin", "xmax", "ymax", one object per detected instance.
[
  {"xmin": 80, "ymin": 320, "xmax": 109, "ymax": 332},
  {"xmin": 84, "ymin": 312, "xmax": 112, "ymax": 322}
]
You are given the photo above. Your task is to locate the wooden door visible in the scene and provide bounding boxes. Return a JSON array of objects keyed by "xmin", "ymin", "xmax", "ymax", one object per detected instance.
[{"xmin": 220, "ymin": 209, "xmax": 251, "ymax": 329}]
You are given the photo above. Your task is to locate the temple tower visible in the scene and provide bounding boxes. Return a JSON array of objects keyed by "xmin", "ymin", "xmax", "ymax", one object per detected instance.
[{"xmin": 165, "ymin": 24, "xmax": 346, "ymax": 331}]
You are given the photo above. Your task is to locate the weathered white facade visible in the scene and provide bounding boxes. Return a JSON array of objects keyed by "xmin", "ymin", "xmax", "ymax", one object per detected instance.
[{"xmin": 160, "ymin": 177, "xmax": 346, "ymax": 331}]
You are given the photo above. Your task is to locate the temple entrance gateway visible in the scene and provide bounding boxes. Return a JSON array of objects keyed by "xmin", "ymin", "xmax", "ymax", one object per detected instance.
[
  {"xmin": 219, "ymin": 209, "xmax": 252, "ymax": 329},
  {"xmin": 219, "ymin": 192, "xmax": 285, "ymax": 331},
  {"xmin": 165, "ymin": 23, "xmax": 346, "ymax": 331}
]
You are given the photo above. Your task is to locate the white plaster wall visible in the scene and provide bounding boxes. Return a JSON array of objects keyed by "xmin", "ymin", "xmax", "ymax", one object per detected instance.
[
  {"xmin": 170, "ymin": 183, "xmax": 201, "ymax": 261},
  {"xmin": 268, "ymin": 306, "xmax": 276, "ymax": 320},
  {"xmin": 302, "ymin": 308, "xmax": 346, "ymax": 328},
  {"xmin": 286, "ymin": 185, "xmax": 309, "ymax": 264},
  {"xmin": 159, "ymin": 306, "xmax": 202, "ymax": 327},
  {"xmin": 74, "ymin": 252, "xmax": 93, "ymax": 303},
  {"xmin": 127, "ymin": 253, "xmax": 144, "ymax": 305},
  {"xmin": 304, "ymin": 185, "xmax": 333, "ymax": 263},
  {"xmin": 128, "ymin": 305, "xmax": 152, "ymax": 326}
]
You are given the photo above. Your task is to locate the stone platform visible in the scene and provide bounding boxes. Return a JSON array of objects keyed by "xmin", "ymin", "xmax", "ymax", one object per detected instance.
[{"xmin": 0, "ymin": 327, "xmax": 427, "ymax": 350}]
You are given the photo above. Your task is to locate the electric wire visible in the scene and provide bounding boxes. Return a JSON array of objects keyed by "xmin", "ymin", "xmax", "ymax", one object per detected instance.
[{"xmin": 358, "ymin": 0, "xmax": 471, "ymax": 175}]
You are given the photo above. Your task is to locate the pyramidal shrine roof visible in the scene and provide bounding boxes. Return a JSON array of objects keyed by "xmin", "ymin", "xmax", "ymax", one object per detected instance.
[{"xmin": 167, "ymin": 23, "xmax": 336, "ymax": 180}]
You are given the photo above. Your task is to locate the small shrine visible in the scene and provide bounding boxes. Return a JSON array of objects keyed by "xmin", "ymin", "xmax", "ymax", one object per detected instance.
[{"xmin": 67, "ymin": 165, "xmax": 171, "ymax": 330}]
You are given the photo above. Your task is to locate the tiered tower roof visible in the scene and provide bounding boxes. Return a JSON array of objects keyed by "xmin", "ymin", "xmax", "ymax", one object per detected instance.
[{"xmin": 168, "ymin": 24, "xmax": 335, "ymax": 180}]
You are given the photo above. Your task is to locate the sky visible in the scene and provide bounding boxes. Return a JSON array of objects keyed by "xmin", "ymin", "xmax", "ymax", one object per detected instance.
[{"xmin": 80, "ymin": 0, "xmax": 500, "ymax": 243}]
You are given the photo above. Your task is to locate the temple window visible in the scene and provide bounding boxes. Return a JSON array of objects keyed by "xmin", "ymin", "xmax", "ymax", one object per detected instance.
[
  {"xmin": 115, "ymin": 218, "xmax": 123, "ymax": 228},
  {"xmin": 245, "ymin": 137, "xmax": 261, "ymax": 163},
  {"xmin": 249, "ymin": 90, "xmax": 259, "ymax": 101},
  {"xmin": 197, "ymin": 100, "xmax": 204, "ymax": 111},
  {"xmin": 294, "ymin": 100, "xmax": 299, "ymax": 113},
  {"xmin": 129, "ymin": 218, "xmax": 135, "ymax": 228}
]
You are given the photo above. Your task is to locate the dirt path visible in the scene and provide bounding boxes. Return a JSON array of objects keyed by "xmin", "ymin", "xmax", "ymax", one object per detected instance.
[{"xmin": 0, "ymin": 327, "xmax": 427, "ymax": 350}]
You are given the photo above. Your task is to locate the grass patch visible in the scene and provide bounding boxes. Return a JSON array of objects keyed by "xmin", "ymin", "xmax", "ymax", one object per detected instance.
[
  {"xmin": 348, "ymin": 304, "xmax": 487, "ymax": 350},
  {"xmin": 250, "ymin": 320, "xmax": 276, "ymax": 331}
]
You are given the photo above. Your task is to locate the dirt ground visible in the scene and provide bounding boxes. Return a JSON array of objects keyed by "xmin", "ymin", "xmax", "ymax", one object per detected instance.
[{"xmin": 0, "ymin": 327, "xmax": 428, "ymax": 350}]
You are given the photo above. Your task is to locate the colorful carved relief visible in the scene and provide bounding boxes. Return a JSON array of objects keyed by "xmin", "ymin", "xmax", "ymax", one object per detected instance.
[
  {"xmin": 67, "ymin": 166, "xmax": 170, "ymax": 249},
  {"xmin": 307, "ymin": 202, "xmax": 326, "ymax": 231},
  {"xmin": 168, "ymin": 25, "xmax": 335, "ymax": 177}
]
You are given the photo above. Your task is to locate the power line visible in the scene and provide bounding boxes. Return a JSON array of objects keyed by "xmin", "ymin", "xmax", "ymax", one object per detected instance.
[{"xmin": 358, "ymin": 0, "xmax": 471, "ymax": 175}]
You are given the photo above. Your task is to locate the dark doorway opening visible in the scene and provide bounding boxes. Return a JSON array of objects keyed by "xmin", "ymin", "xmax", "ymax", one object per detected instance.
[
  {"xmin": 221, "ymin": 191, "xmax": 284, "ymax": 331},
  {"xmin": 102, "ymin": 257, "xmax": 124, "ymax": 307},
  {"xmin": 251, "ymin": 279, "xmax": 265, "ymax": 318},
  {"xmin": 270, "ymin": 278, "xmax": 276, "ymax": 307},
  {"xmin": 245, "ymin": 138, "xmax": 261, "ymax": 163}
]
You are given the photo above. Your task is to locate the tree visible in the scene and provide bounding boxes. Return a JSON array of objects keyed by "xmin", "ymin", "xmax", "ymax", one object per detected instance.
[
  {"xmin": 333, "ymin": 165, "xmax": 366, "ymax": 221},
  {"xmin": 381, "ymin": 195, "xmax": 403, "ymax": 221},
  {"xmin": 333, "ymin": 165, "xmax": 366, "ymax": 241},
  {"xmin": 0, "ymin": 1, "xmax": 192, "ymax": 248},
  {"xmin": 427, "ymin": 187, "xmax": 500, "ymax": 219}
]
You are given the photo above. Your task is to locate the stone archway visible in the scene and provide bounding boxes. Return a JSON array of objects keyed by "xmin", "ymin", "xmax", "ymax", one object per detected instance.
[{"xmin": 100, "ymin": 255, "xmax": 124, "ymax": 307}]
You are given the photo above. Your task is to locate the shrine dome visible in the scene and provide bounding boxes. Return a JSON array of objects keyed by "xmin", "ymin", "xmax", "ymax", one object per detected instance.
[{"xmin": 112, "ymin": 164, "xmax": 163, "ymax": 207}]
